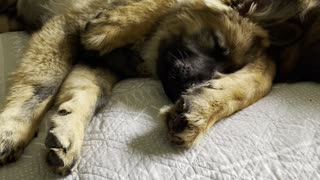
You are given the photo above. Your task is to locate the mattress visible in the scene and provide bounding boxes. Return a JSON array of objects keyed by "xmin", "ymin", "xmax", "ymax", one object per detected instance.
[{"xmin": 0, "ymin": 32, "xmax": 320, "ymax": 180}]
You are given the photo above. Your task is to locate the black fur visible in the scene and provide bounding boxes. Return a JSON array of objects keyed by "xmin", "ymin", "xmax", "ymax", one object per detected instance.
[
  {"xmin": 45, "ymin": 132, "xmax": 64, "ymax": 150},
  {"xmin": 47, "ymin": 150, "xmax": 64, "ymax": 167},
  {"xmin": 157, "ymin": 30, "xmax": 230, "ymax": 102},
  {"xmin": 81, "ymin": 47, "xmax": 143, "ymax": 79}
]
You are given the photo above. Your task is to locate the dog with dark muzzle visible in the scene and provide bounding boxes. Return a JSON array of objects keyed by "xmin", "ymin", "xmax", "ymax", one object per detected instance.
[
  {"xmin": 157, "ymin": 30, "xmax": 232, "ymax": 102},
  {"xmin": 0, "ymin": 0, "xmax": 319, "ymax": 176}
]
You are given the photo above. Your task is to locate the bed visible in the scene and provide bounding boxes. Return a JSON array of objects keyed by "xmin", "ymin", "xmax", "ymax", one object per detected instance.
[{"xmin": 0, "ymin": 32, "xmax": 320, "ymax": 180}]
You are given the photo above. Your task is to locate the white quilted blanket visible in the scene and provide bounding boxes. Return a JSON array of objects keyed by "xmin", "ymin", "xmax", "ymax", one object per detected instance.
[{"xmin": 0, "ymin": 32, "xmax": 320, "ymax": 180}]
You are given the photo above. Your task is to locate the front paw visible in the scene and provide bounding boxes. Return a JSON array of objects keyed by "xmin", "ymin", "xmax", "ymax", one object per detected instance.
[
  {"xmin": 163, "ymin": 97, "xmax": 207, "ymax": 148},
  {"xmin": 45, "ymin": 128, "xmax": 81, "ymax": 176},
  {"xmin": 0, "ymin": 133, "xmax": 25, "ymax": 164},
  {"xmin": 0, "ymin": 117, "xmax": 37, "ymax": 164},
  {"xmin": 81, "ymin": 10, "xmax": 136, "ymax": 54},
  {"xmin": 45, "ymin": 109, "xmax": 85, "ymax": 176}
]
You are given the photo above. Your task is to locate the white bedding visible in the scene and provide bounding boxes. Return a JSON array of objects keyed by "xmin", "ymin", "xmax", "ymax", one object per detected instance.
[{"xmin": 0, "ymin": 32, "xmax": 320, "ymax": 180}]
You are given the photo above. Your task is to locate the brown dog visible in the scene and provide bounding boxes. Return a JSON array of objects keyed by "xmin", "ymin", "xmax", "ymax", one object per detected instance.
[{"xmin": 0, "ymin": 0, "xmax": 318, "ymax": 175}]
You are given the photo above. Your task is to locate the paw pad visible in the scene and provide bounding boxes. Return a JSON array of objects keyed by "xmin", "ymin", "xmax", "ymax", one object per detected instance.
[
  {"xmin": 45, "ymin": 132, "xmax": 64, "ymax": 149},
  {"xmin": 47, "ymin": 150, "xmax": 64, "ymax": 167}
]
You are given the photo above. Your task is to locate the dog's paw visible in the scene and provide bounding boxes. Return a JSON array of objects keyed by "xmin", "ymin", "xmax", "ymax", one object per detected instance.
[
  {"xmin": 0, "ymin": 132, "xmax": 25, "ymax": 164},
  {"xmin": 163, "ymin": 81, "xmax": 226, "ymax": 148},
  {"xmin": 81, "ymin": 6, "xmax": 150, "ymax": 55},
  {"xmin": 81, "ymin": 10, "xmax": 135, "ymax": 54},
  {"xmin": 45, "ymin": 108, "xmax": 85, "ymax": 176},
  {"xmin": 0, "ymin": 117, "xmax": 37, "ymax": 165},
  {"xmin": 45, "ymin": 127, "xmax": 81, "ymax": 176},
  {"xmin": 164, "ymin": 96, "xmax": 207, "ymax": 148}
]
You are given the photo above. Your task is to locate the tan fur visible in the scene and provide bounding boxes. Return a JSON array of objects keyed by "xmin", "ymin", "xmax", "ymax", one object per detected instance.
[
  {"xmin": 0, "ymin": 15, "xmax": 76, "ymax": 164},
  {"xmin": 81, "ymin": 0, "xmax": 177, "ymax": 54},
  {"xmin": 163, "ymin": 55, "xmax": 275, "ymax": 147},
  {"xmin": 80, "ymin": 0, "xmax": 273, "ymax": 152},
  {"xmin": 0, "ymin": 0, "xmax": 318, "ymax": 175},
  {"xmin": 46, "ymin": 64, "xmax": 117, "ymax": 175},
  {"xmin": 141, "ymin": 5, "xmax": 269, "ymax": 77}
]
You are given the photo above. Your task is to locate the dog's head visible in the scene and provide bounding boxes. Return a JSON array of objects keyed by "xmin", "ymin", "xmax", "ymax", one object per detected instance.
[{"xmin": 143, "ymin": 2, "xmax": 269, "ymax": 102}]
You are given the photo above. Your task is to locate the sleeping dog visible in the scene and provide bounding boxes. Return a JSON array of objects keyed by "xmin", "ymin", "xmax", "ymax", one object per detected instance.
[
  {"xmin": 0, "ymin": 0, "xmax": 319, "ymax": 175},
  {"xmin": 160, "ymin": 0, "xmax": 320, "ymax": 102}
]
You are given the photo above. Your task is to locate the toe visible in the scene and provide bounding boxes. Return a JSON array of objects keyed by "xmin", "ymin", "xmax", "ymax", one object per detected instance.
[
  {"xmin": 47, "ymin": 150, "xmax": 64, "ymax": 167},
  {"xmin": 47, "ymin": 150, "xmax": 80, "ymax": 176},
  {"xmin": 45, "ymin": 131, "xmax": 70, "ymax": 153},
  {"xmin": 0, "ymin": 139, "xmax": 24, "ymax": 164},
  {"xmin": 45, "ymin": 132, "xmax": 63, "ymax": 149}
]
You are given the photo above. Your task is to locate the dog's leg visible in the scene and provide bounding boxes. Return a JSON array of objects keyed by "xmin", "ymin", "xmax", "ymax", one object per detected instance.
[
  {"xmin": 45, "ymin": 64, "xmax": 117, "ymax": 175},
  {"xmin": 164, "ymin": 56, "xmax": 276, "ymax": 148},
  {"xmin": 81, "ymin": 0, "xmax": 176, "ymax": 54},
  {"xmin": 0, "ymin": 16, "xmax": 77, "ymax": 164}
]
